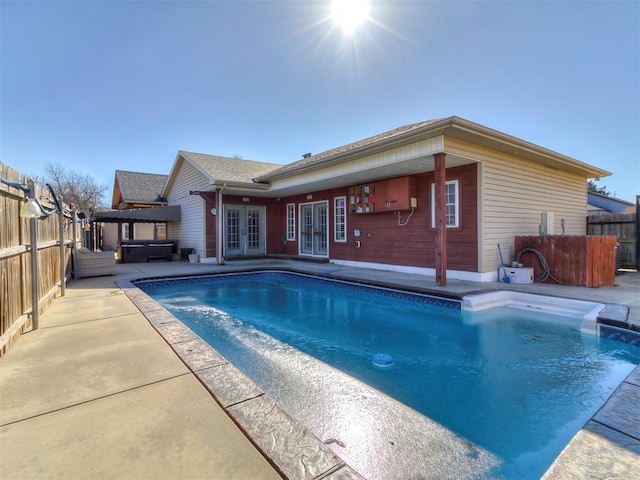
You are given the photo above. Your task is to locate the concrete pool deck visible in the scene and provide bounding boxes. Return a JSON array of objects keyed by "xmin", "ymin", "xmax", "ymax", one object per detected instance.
[{"xmin": 1, "ymin": 259, "xmax": 639, "ymax": 479}]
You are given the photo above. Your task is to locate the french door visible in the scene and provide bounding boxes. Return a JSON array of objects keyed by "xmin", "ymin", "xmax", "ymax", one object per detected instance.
[
  {"xmin": 300, "ymin": 202, "xmax": 328, "ymax": 257},
  {"xmin": 224, "ymin": 205, "xmax": 266, "ymax": 256}
]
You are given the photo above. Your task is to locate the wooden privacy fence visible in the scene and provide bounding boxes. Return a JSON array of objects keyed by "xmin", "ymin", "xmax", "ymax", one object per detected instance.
[
  {"xmin": 587, "ymin": 206, "xmax": 639, "ymax": 270},
  {"xmin": 514, "ymin": 235, "xmax": 618, "ymax": 288},
  {"xmin": 0, "ymin": 162, "xmax": 77, "ymax": 356}
]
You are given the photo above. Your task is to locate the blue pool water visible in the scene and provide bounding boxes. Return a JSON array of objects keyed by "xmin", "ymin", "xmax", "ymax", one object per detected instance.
[{"xmin": 139, "ymin": 272, "xmax": 640, "ymax": 479}]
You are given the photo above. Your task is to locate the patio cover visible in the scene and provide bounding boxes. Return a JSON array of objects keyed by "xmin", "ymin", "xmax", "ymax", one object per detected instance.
[{"xmin": 93, "ymin": 205, "xmax": 181, "ymax": 223}]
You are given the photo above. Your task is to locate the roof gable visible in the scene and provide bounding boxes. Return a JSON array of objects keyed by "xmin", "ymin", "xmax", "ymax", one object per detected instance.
[
  {"xmin": 112, "ymin": 170, "xmax": 168, "ymax": 208},
  {"xmin": 162, "ymin": 151, "xmax": 283, "ymax": 197},
  {"xmin": 181, "ymin": 151, "xmax": 282, "ymax": 183}
]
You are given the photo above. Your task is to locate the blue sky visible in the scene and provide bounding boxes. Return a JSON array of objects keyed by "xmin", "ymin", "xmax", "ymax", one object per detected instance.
[{"xmin": 2, "ymin": 0, "xmax": 638, "ymax": 202}]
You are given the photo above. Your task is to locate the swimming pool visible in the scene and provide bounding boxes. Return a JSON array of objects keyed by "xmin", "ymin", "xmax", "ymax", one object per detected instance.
[{"xmin": 138, "ymin": 271, "xmax": 640, "ymax": 479}]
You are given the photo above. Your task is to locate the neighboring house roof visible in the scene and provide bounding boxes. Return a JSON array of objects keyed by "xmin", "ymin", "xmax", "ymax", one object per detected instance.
[
  {"xmin": 588, "ymin": 192, "xmax": 635, "ymax": 214},
  {"xmin": 112, "ymin": 170, "xmax": 169, "ymax": 208}
]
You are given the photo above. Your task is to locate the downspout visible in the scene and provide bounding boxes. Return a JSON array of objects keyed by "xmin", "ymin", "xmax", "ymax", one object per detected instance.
[{"xmin": 216, "ymin": 183, "xmax": 226, "ymax": 265}]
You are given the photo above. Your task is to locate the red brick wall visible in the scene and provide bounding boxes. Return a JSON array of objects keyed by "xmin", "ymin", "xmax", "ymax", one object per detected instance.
[
  {"xmin": 339, "ymin": 164, "xmax": 477, "ymax": 271},
  {"xmin": 207, "ymin": 164, "xmax": 478, "ymax": 272}
]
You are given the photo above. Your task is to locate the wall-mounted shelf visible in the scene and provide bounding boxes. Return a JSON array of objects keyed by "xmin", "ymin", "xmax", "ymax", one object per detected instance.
[
  {"xmin": 349, "ymin": 184, "xmax": 376, "ymax": 213},
  {"xmin": 349, "ymin": 177, "xmax": 417, "ymax": 214}
]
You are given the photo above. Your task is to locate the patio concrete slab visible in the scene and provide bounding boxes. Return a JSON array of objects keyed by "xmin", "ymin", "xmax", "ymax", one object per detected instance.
[
  {"xmin": 0, "ymin": 375, "xmax": 280, "ymax": 480},
  {"xmin": 0, "ymin": 269, "xmax": 281, "ymax": 480},
  {"xmin": 41, "ymin": 289, "xmax": 141, "ymax": 325},
  {"xmin": 0, "ymin": 312, "xmax": 188, "ymax": 425}
]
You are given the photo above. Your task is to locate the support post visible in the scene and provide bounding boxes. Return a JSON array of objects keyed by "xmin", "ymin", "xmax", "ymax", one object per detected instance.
[
  {"xmin": 636, "ymin": 195, "xmax": 640, "ymax": 270},
  {"xmin": 72, "ymin": 207, "xmax": 77, "ymax": 279},
  {"xmin": 434, "ymin": 152, "xmax": 447, "ymax": 286},
  {"xmin": 58, "ymin": 198, "xmax": 66, "ymax": 297},
  {"xmin": 216, "ymin": 187, "xmax": 224, "ymax": 265},
  {"xmin": 26, "ymin": 179, "xmax": 39, "ymax": 329}
]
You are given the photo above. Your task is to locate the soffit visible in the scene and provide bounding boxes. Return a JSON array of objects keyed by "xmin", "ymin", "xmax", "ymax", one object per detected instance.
[{"xmin": 266, "ymin": 153, "xmax": 474, "ymax": 197}]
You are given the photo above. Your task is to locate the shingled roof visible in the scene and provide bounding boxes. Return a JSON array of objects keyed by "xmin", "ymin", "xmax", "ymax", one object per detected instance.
[
  {"xmin": 254, "ymin": 116, "xmax": 610, "ymax": 182},
  {"xmin": 112, "ymin": 170, "xmax": 168, "ymax": 208},
  {"xmin": 179, "ymin": 151, "xmax": 282, "ymax": 184},
  {"xmin": 255, "ymin": 118, "xmax": 445, "ymax": 181}
]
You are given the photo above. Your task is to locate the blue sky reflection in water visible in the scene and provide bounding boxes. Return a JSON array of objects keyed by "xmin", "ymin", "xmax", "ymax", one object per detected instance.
[{"xmin": 139, "ymin": 273, "xmax": 640, "ymax": 479}]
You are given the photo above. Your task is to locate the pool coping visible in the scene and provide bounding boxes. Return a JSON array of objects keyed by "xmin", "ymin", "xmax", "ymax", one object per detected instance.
[{"xmin": 117, "ymin": 269, "xmax": 640, "ymax": 479}]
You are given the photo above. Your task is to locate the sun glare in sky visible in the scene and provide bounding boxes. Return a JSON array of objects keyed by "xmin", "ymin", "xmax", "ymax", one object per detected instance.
[{"xmin": 331, "ymin": 0, "xmax": 370, "ymax": 35}]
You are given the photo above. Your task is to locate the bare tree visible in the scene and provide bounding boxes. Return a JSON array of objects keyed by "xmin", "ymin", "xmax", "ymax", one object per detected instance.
[
  {"xmin": 587, "ymin": 180, "xmax": 612, "ymax": 197},
  {"xmin": 44, "ymin": 162, "xmax": 108, "ymax": 213}
]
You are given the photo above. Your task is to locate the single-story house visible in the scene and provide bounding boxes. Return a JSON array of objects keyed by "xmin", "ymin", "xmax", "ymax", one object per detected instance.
[
  {"xmin": 159, "ymin": 116, "xmax": 610, "ymax": 284},
  {"xmin": 588, "ymin": 191, "xmax": 635, "ymax": 216}
]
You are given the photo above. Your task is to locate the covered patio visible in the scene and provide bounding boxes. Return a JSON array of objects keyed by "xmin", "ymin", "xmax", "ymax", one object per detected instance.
[{"xmin": 93, "ymin": 206, "xmax": 181, "ymax": 262}]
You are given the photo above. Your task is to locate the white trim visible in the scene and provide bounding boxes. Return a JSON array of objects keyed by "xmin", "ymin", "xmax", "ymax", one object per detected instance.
[
  {"xmin": 268, "ymin": 136, "xmax": 444, "ymax": 194},
  {"xmin": 334, "ymin": 196, "xmax": 347, "ymax": 243},
  {"xmin": 329, "ymin": 259, "xmax": 490, "ymax": 282},
  {"xmin": 200, "ymin": 256, "xmax": 220, "ymax": 264},
  {"xmin": 223, "ymin": 204, "xmax": 267, "ymax": 256},
  {"xmin": 298, "ymin": 200, "xmax": 329, "ymax": 257},
  {"xmin": 286, "ymin": 203, "xmax": 296, "ymax": 241},
  {"xmin": 431, "ymin": 180, "xmax": 459, "ymax": 228},
  {"xmin": 462, "ymin": 291, "xmax": 605, "ymax": 333}
]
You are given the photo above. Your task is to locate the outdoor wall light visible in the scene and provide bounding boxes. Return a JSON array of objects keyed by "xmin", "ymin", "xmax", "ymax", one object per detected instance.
[
  {"xmin": 20, "ymin": 197, "xmax": 43, "ymax": 218},
  {"xmin": 0, "ymin": 176, "xmax": 62, "ymax": 331},
  {"xmin": 0, "ymin": 177, "xmax": 61, "ymax": 218}
]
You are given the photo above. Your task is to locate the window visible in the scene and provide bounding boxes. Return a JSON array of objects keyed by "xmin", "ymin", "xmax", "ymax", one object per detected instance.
[
  {"xmin": 155, "ymin": 223, "xmax": 167, "ymax": 240},
  {"xmin": 431, "ymin": 180, "xmax": 459, "ymax": 228},
  {"xmin": 286, "ymin": 203, "xmax": 296, "ymax": 241},
  {"xmin": 122, "ymin": 224, "xmax": 130, "ymax": 240},
  {"xmin": 334, "ymin": 196, "xmax": 346, "ymax": 242}
]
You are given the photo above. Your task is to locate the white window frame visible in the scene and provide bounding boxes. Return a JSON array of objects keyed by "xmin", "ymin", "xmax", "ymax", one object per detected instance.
[
  {"xmin": 286, "ymin": 203, "xmax": 296, "ymax": 241},
  {"xmin": 431, "ymin": 180, "xmax": 459, "ymax": 228},
  {"xmin": 334, "ymin": 196, "xmax": 347, "ymax": 242}
]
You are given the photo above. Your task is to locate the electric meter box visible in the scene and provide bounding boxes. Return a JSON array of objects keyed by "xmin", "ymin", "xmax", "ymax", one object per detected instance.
[{"xmin": 498, "ymin": 267, "xmax": 534, "ymax": 284}]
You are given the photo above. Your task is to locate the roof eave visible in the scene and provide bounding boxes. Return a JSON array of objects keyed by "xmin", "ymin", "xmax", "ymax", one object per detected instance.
[
  {"xmin": 445, "ymin": 117, "xmax": 611, "ymax": 179},
  {"xmin": 191, "ymin": 179, "xmax": 271, "ymax": 193},
  {"xmin": 256, "ymin": 117, "xmax": 455, "ymax": 182},
  {"xmin": 120, "ymin": 200, "xmax": 167, "ymax": 206},
  {"xmin": 216, "ymin": 180, "xmax": 271, "ymax": 191},
  {"xmin": 257, "ymin": 116, "xmax": 610, "ymax": 181}
]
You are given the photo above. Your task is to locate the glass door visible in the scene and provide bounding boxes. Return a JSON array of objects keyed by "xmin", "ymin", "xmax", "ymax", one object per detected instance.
[
  {"xmin": 224, "ymin": 205, "xmax": 265, "ymax": 256},
  {"xmin": 245, "ymin": 207, "xmax": 265, "ymax": 255},
  {"xmin": 299, "ymin": 202, "xmax": 328, "ymax": 257}
]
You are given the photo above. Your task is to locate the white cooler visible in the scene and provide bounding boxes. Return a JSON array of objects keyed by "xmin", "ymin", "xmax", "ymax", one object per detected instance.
[{"xmin": 498, "ymin": 267, "xmax": 534, "ymax": 284}]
